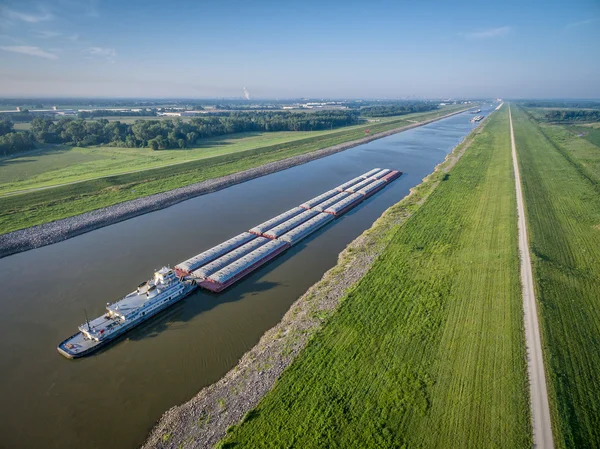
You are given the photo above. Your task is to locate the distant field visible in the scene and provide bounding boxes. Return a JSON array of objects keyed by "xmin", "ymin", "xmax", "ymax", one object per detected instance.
[
  {"xmin": 219, "ymin": 107, "xmax": 531, "ymax": 448},
  {"xmin": 0, "ymin": 107, "xmax": 466, "ymax": 234},
  {"xmin": 12, "ymin": 122, "xmax": 31, "ymax": 131},
  {"xmin": 566, "ymin": 124, "xmax": 600, "ymax": 148},
  {"xmin": 0, "ymin": 108, "xmax": 459, "ymax": 196},
  {"xmin": 513, "ymin": 106, "xmax": 600, "ymax": 448},
  {"xmin": 0, "ymin": 131, "xmax": 334, "ymax": 193}
]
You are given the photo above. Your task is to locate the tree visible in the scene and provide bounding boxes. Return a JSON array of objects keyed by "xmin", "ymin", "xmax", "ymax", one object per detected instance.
[
  {"xmin": 0, "ymin": 132, "xmax": 35, "ymax": 156},
  {"xmin": 149, "ymin": 138, "xmax": 160, "ymax": 150},
  {"xmin": 0, "ymin": 118, "xmax": 14, "ymax": 136}
]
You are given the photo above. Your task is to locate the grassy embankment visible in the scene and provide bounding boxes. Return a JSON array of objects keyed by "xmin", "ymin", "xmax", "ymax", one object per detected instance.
[
  {"xmin": 0, "ymin": 108, "xmax": 462, "ymax": 195},
  {"xmin": 0, "ymin": 131, "xmax": 336, "ymax": 194},
  {"xmin": 566, "ymin": 124, "xmax": 600, "ymax": 148},
  {"xmin": 218, "ymin": 106, "xmax": 531, "ymax": 447},
  {"xmin": 513, "ymin": 106, "xmax": 600, "ymax": 448},
  {"xmin": 0, "ymin": 107, "xmax": 464, "ymax": 235}
]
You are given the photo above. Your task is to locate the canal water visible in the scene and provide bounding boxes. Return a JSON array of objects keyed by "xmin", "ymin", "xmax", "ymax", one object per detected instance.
[{"xmin": 0, "ymin": 107, "xmax": 493, "ymax": 449}]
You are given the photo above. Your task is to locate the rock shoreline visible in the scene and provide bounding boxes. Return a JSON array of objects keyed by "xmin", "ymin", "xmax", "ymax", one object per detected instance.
[{"xmin": 0, "ymin": 108, "xmax": 466, "ymax": 260}]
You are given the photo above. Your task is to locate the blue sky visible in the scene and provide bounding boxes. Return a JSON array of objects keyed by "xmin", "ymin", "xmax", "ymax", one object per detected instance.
[{"xmin": 0, "ymin": 0, "xmax": 598, "ymax": 98}]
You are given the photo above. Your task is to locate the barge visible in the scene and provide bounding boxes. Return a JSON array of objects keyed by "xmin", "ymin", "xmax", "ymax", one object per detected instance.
[
  {"xmin": 324, "ymin": 193, "xmax": 364, "ymax": 216},
  {"xmin": 279, "ymin": 213, "xmax": 335, "ymax": 246},
  {"xmin": 249, "ymin": 207, "xmax": 303, "ymax": 236},
  {"xmin": 263, "ymin": 209, "xmax": 319, "ymax": 239},
  {"xmin": 175, "ymin": 232, "xmax": 255, "ymax": 276},
  {"xmin": 199, "ymin": 240, "xmax": 290, "ymax": 292},
  {"xmin": 313, "ymin": 192, "xmax": 350, "ymax": 212},
  {"xmin": 58, "ymin": 168, "xmax": 402, "ymax": 358}
]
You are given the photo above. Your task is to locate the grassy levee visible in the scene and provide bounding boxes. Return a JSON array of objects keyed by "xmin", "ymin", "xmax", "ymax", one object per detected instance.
[
  {"xmin": 0, "ymin": 108, "xmax": 463, "ymax": 235},
  {"xmin": 512, "ymin": 106, "xmax": 600, "ymax": 448},
  {"xmin": 0, "ymin": 107, "xmax": 464, "ymax": 196},
  {"xmin": 567, "ymin": 125, "xmax": 600, "ymax": 148},
  {"xmin": 521, "ymin": 109, "xmax": 600, "ymax": 189},
  {"xmin": 218, "ymin": 107, "xmax": 531, "ymax": 448}
]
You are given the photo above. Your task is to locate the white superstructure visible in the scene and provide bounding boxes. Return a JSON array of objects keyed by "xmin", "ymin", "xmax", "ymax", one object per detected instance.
[{"xmin": 79, "ymin": 268, "xmax": 189, "ymax": 342}]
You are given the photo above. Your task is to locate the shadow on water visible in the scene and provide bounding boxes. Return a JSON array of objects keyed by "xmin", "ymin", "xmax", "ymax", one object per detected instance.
[
  {"xmin": 104, "ymin": 220, "xmax": 341, "ymax": 350},
  {"xmin": 81, "ymin": 276, "xmax": 285, "ymax": 359}
]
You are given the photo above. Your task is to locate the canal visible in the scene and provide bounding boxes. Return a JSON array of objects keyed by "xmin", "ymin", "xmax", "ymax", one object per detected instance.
[{"xmin": 0, "ymin": 107, "xmax": 493, "ymax": 448}]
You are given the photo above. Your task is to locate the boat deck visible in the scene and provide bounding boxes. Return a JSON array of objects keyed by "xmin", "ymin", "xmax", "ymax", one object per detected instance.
[{"xmin": 58, "ymin": 332, "xmax": 104, "ymax": 358}]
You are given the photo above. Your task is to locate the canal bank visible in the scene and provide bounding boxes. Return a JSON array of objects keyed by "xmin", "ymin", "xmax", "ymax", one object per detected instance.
[
  {"xmin": 143, "ymin": 113, "xmax": 492, "ymax": 449},
  {"xmin": 0, "ymin": 108, "xmax": 467, "ymax": 259},
  {"xmin": 0, "ymin": 107, "xmax": 493, "ymax": 449}
]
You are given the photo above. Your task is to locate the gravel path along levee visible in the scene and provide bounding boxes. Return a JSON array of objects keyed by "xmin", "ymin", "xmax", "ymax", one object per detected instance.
[
  {"xmin": 509, "ymin": 105, "xmax": 554, "ymax": 448},
  {"xmin": 0, "ymin": 109, "xmax": 467, "ymax": 259}
]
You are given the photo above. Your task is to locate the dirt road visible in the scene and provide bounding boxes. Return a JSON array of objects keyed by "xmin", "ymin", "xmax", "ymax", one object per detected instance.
[{"xmin": 509, "ymin": 105, "xmax": 554, "ymax": 448}]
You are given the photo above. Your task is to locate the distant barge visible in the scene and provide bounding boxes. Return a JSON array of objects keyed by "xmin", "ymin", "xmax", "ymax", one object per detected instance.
[
  {"xmin": 58, "ymin": 168, "xmax": 401, "ymax": 358},
  {"xmin": 470, "ymin": 115, "xmax": 484, "ymax": 123}
]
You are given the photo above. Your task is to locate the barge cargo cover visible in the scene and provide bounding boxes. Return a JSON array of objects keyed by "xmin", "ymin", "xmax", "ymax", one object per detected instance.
[
  {"xmin": 249, "ymin": 207, "xmax": 304, "ymax": 235},
  {"xmin": 175, "ymin": 232, "xmax": 255, "ymax": 275},
  {"xmin": 359, "ymin": 168, "xmax": 381, "ymax": 179},
  {"xmin": 191, "ymin": 237, "xmax": 270, "ymax": 280},
  {"xmin": 357, "ymin": 179, "xmax": 386, "ymax": 197},
  {"xmin": 300, "ymin": 189, "xmax": 339, "ymax": 210},
  {"xmin": 324, "ymin": 193, "xmax": 364, "ymax": 216},
  {"xmin": 313, "ymin": 191, "xmax": 350, "ymax": 212},
  {"xmin": 334, "ymin": 176, "xmax": 364, "ymax": 192},
  {"xmin": 263, "ymin": 209, "xmax": 319, "ymax": 239},
  {"xmin": 279, "ymin": 213, "xmax": 334, "ymax": 245},
  {"xmin": 346, "ymin": 177, "xmax": 376, "ymax": 193},
  {"xmin": 371, "ymin": 168, "xmax": 391, "ymax": 179},
  {"xmin": 200, "ymin": 240, "xmax": 290, "ymax": 292}
]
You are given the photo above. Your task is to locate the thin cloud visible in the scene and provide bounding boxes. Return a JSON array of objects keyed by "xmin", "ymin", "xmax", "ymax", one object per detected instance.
[
  {"xmin": 461, "ymin": 26, "xmax": 512, "ymax": 39},
  {"xmin": 3, "ymin": 8, "xmax": 54, "ymax": 23},
  {"xmin": 35, "ymin": 30, "xmax": 62, "ymax": 39},
  {"xmin": 0, "ymin": 34, "xmax": 22, "ymax": 43},
  {"xmin": 565, "ymin": 18, "xmax": 597, "ymax": 30},
  {"xmin": 0, "ymin": 45, "xmax": 58, "ymax": 59},
  {"xmin": 85, "ymin": 46, "xmax": 116, "ymax": 62}
]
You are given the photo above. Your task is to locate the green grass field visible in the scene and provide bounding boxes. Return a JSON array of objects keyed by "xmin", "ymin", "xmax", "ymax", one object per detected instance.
[
  {"xmin": 0, "ymin": 131, "xmax": 332, "ymax": 193},
  {"xmin": 0, "ymin": 107, "xmax": 464, "ymax": 235},
  {"xmin": 0, "ymin": 107, "xmax": 462, "ymax": 196},
  {"xmin": 218, "ymin": 106, "xmax": 531, "ymax": 448},
  {"xmin": 566, "ymin": 124, "xmax": 600, "ymax": 148},
  {"xmin": 513, "ymin": 106, "xmax": 600, "ymax": 449}
]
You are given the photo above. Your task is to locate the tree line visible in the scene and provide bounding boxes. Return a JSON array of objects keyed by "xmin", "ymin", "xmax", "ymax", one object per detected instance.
[
  {"xmin": 359, "ymin": 103, "xmax": 438, "ymax": 117},
  {"xmin": 1, "ymin": 110, "xmax": 360, "ymax": 155},
  {"xmin": 523, "ymin": 100, "xmax": 600, "ymax": 110},
  {"xmin": 543, "ymin": 109, "xmax": 600, "ymax": 123}
]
